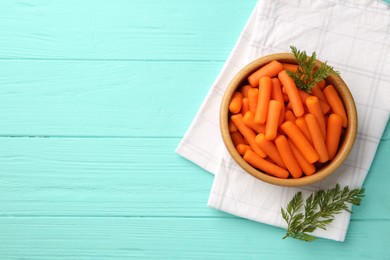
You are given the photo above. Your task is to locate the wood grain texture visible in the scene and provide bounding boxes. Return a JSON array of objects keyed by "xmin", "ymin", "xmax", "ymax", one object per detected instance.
[
  {"xmin": 0, "ymin": 61, "xmax": 219, "ymax": 136},
  {"xmin": 0, "ymin": 218, "xmax": 389, "ymax": 259},
  {"xmin": 0, "ymin": 0, "xmax": 389, "ymax": 258},
  {"xmin": 0, "ymin": 0, "xmax": 256, "ymax": 60},
  {"xmin": 0, "ymin": 136, "xmax": 389, "ymax": 219}
]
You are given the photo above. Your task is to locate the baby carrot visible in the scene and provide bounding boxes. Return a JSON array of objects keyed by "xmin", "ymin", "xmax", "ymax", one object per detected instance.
[
  {"xmin": 305, "ymin": 113, "xmax": 329, "ymax": 163},
  {"xmin": 311, "ymin": 84, "xmax": 328, "ymax": 105},
  {"xmin": 255, "ymin": 133, "xmax": 286, "ymax": 169},
  {"xmin": 255, "ymin": 76, "xmax": 272, "ymax": 124},
  {"xmin": 236, "ymin": 144, "xmax": 252, "ymax": 156},
  {"xmin": 241, "ymin": 97, "xmax": 250, "ymax": 115},
  {"xmin": 265, "ymin": 100, "xmax": 283, "ymax": 140},
  {"xmin": 247, "ymin": 88, "xmax": 258, "ymax": 115},
  {"xmin": 283, "ymin": 93, "xmax": 289, "ymax": 102},
  {"xmin": 318, "ymin": 79, "xmax": 326, "ymax": 90},
  {"xmin": 243, "ymin": 150, "xmax": 289, "ymax": 179},
  {"xmin": 241, "ymin": 85, "xmax": 252, "ymax": 98},
  {"xmin": 231, "ymin": 131, "xmax": 246, "ymax": 146},
  {"xmin": 231, "ymin": 114, "xmax": 266, "ymax": 158},
  {"xmin": 282, "ymin": 63, "xmax": 299, "ymax": 73},
  {"xmin": 271, "ymin": 78, "xmax": 284, "ymax": 104},
  {"xmin": 323, "ymin": 85, "xmax": 348, "ymax": 127},
  {"xmin": 243, "ymin": 111, "xmax": 266, "ymax": 134},
  {"xmin": 278, "ymin": 70, "xmax": 304, "ymax": 117},
  {"xmin": 280, "ymin": 121, "xmax": 319, "ymax": 164},
  {"xmin": 288, "ymin": 139, "xmax": 316, "ymax": 176},
  {"xmin": 298, "ymin": 89, "xmax": 310, "ymax": 103},
  {"xmin": 265, "ymin": 157, "xmax": 276, "ymax": 164},
  {"xmin": 326, "ymin": 113, "xmax": 343, "ymax": 160},
  {"xmin": 229, "ymin": 92, "xmax": 243, "ymax": 114},
  {"xmin": 295, "ymin": 117, "xmax": 313, "ymax": 144},
  {"xmin": 271, "ymin": 77, "xmax": 285, "ymax": 126},
  {"xmin": 284, "ymin": 109, "xmax": 297, "ymax": 122},
  {"xmin": 229, "ymin": 119, "xmax": 238, "ymax": 132},
  {"xmin": 298, "ymin": 89, "xmax": 330, "ymax": 114},
  {"xmin": 306, "ymin": 96, "xmax": 327, "ymax": 139},
  {"xmin": 275, "ymin": 135, "xmax": 302, "ymax": 178},
  {"xmin": 320, "ymin": 101, "xmax": 331, "ymax": 114},
  {"xmin": 248, "ymin": 60, "xmax": 284, "ymax": 87}
]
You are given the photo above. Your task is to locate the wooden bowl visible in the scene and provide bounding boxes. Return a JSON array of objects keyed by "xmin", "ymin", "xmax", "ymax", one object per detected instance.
[{"xmin": 220, "ymin": 53, "xmax": 357, "ymax": 187}]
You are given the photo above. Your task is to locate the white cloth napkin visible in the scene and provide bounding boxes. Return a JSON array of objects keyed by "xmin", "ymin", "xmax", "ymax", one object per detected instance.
[{"xmin": 176, "ymin": 0, "xmax": 390, "ymax": 242}]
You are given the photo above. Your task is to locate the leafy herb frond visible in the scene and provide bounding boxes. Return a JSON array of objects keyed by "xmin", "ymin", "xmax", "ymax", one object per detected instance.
[
  {"xmin": 281, "ymin": 184, "xmax": 365, "ymax": 242},
  {"xmin": 286, "ymin": 46, "xmax": 340, "ymax": 93}
]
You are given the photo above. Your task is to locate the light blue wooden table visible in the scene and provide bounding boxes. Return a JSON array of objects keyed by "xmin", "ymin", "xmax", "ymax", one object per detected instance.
[{"xmin": 0, "ymin": 1, "xmax": 389, "ymax": 259}]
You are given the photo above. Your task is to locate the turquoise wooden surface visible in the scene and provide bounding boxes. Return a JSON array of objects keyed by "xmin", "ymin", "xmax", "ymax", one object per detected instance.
[{"xmin": 0, "ymin": 0, "xmax": 389, "ymax": 259}]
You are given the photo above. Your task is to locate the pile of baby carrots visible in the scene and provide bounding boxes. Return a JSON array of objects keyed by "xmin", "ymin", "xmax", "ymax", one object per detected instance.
[{"xmin": 228, "ymin": 60, "xmax": 347, "ymax": 179}]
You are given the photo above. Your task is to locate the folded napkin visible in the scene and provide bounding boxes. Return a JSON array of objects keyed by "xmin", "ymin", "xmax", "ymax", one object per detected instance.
[{"xmin": 176, "ymin": 0, "xmax": 390, "ymax": 241}]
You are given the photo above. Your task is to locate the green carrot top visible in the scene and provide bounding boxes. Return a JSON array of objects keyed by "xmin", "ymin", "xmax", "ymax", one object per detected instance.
[{"xmin": 286, "ymin": 46, "xmax": 339, "ymax": 93}]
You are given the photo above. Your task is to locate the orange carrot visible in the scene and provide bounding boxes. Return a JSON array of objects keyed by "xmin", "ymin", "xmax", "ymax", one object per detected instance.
[
  {"xmin": 282, "ymin": 63, "xmax": 299, "ymax": 73},
  {"xmin": 248, "ymin": 60, "xmax": 284, "ymax": 87},
  {"xmin": 282, "ymin": 86, "xmax": 287, "ymax": 94},
  {"xmin": 288, "ymin": 139, "xmax": 316, "ymax": 176},
  {"xmin": 278, "ymin": 109, "xmax": 285, "ymax": 126},
  {"xmin": 286, "ymin": 102, "xmax": 292, "ymax": 110},
  {"xmin": 318, "ymin": 79, "xmax": 326, "ymax": 90},
  {"xmin": 306, "ymin": 96, "xmax": 326, "ymax": 139},
  {"xmin": 265, "ymin": 100, "xmax": 283, "ymax": 140},
  {"xmin": 280, "ymin": 121, "xmax": 319, "ymax": 164},
  {"xmin": 298, "ymin": 90, "xmax": 330, "ymax": 114},
  {"xmin": 231, "ymin": 114, "xmax": 266, "ymax": 158},
  {"xmin": 241, "ymin": 97, "xmax": 250, "ymax": 115},
  {"xmin": 228, "ymin": 119, "xmax": 238, "ymax": 132},
  {"xmin": 247, "ymin": 88, "xmax": 258, "ymax": 115},
  {"xmin": 284, "ymin": 109, "xmax": 297, "ymax": 122},
  {"xmin": 243, "ymin": 150, "xmax": 289, "ymax": 179},
  {"xmin": 271, "ymin": 78, "xmax": 284, "ymax": 103},
  {"xmin": 229, "ymin": 92, "xmax": 243, "ymax": 114},
  {"xmin": 305, "ymin": 113, "xmax": 329, "ymax": 163},
  {"xmin": 254, "ymin": 76, "xmax": 272, "ymax": 124},
  {"xmin": 241, "ymin": 85, "xmax": 252, "ymax": 98},
  {"xmin": 255, "ymin": 133, "xmax": 286, "ymax": 169},
  {"xmin": 320, "ymin": 101, "xmax": 331, "ymax": 114},
  {"xmin": 311, "ymin": 84, "xmax": 328, "ymax": 105},
  {"xmin": 326, "ymin": 113, "xmax": 343, "ymax": 160},
  {"xmin": 265, "ymin": 157, "xmax": 276, "ymax": 164},
  {"xmin": 278, "ymin": 70, "xmax": 304, "ymax": 117},
  {"xmin": 236, "ymin": 144, "xmax": 252, "ymax": 156},
  {"xmin": 243, "ymin": 111, "xmax": 265, "ymax": 134},
  {"xmin": 275, "ymin": 135, "xmax": 302, "ymax": 178},
  {"xmin": 282, "ymin": 93, "xmax": 289, "ymax": 102},
  {"xmin": 295, "ymin": 117, "xmax": 313, "ymax": 144},
  {"xmin": 231, "ymin": 131, "xmax": 246, "ymax": 147},
  {"xmin": 323, "ymin": 85, "xmax": 347, "ymax": 127},
  {"xmin": 271, "ymin": 78, "xmax": 285, "ymax": 126},
  {"xmin": 298, "ymin": 89, "xmax": 310, "ymax": 103}
]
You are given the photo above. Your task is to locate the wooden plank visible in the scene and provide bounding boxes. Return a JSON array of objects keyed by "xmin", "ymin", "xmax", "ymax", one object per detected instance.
[
  {"xmin": 0, "ymin": 60, "xmax": 220, "ymax": 136},
  {"xmin": 0, "ymin": 217, "xmax": 389, "ymax": 259},
  {"xmin": 0, "ymin": 0, "xmax": 255, "ymax": 60},
  {"xmin": 0, "ymin": 137, "xmax": 388, "ymax": 219},
  {"xmin": 0, "ymin": 60, "xmax": 388, "ymax": 138}
]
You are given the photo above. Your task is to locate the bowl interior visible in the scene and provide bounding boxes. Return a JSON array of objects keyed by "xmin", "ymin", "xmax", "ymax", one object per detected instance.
[{"xmin": 220, "ymin": 53, "xmax": 357, "ymax": 187}]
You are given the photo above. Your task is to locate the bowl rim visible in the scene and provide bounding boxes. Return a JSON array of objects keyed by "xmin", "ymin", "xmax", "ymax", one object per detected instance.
[{"xmin": 220, "ymin": 53, "xmax": 358, "ymax": 187}]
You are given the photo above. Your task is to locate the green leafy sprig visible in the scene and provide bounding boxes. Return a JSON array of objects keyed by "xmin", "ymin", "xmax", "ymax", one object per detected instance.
[
  {"xmin": 286, "ymin": 46, "xmax": 339, "ymax": 93},
  {"xmin": 281, "ymin": 184, "xmax": 365, "ymax": 242}
]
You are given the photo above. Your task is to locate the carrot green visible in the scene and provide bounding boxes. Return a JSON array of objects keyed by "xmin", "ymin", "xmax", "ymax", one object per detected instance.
[
  {"xmin": 281, "ymin": 184, "xmax": 365, "ymax": 242},
  {"xmin": 286, "ymin": 46, "xmax": 339, "ymax": 93}
]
